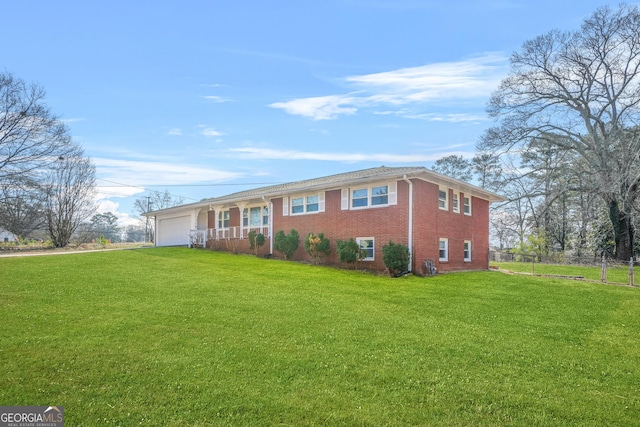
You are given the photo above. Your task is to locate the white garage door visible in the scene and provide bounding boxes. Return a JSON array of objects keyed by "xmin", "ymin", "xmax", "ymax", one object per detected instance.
[{"xmin": 157, "ymin": 215, "xmax": 191, "ymax": 246}]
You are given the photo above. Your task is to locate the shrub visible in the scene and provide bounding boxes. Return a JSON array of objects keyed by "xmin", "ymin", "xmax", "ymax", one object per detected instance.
[
  {"xmin": 274, "ymin": 229, "xmax": 299, "ymax": 260},
  {"xmin": 304, "ymin": 232, "xmax": 331, "ymax": 264},
  {"xmin": 382, "ymin": 241, "xmax": 410, "ymax": 276},
  {"xmin": 96, "ymin": 235, "xmax": 110, "ymax": 247},
  {"xmin": 248, "ymin": 230, "xmax": 266, "ymax": 256},
  {"xmin": 337, "ymin": 238, "xmax": 365, "ymax": 268}
]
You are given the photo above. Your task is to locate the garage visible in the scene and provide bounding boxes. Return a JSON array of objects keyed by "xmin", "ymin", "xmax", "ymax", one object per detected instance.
[{"xmin": 156, "ymin": 215, "xmax": 191, "ymax": 246}]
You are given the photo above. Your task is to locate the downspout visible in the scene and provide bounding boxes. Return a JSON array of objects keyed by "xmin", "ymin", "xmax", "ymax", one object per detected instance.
[
  {"xmin": 263, "ymin": 196, "xmax": 273, "ymax": 255},
  {"xmin": 403, "ymin": 175, "xmax": 413, "ymax": 272}
]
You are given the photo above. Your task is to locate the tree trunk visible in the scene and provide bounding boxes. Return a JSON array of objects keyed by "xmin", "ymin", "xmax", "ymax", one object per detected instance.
[{"xmin": 609, "ymin": 200, "xmax": 635, "ymax": 261}]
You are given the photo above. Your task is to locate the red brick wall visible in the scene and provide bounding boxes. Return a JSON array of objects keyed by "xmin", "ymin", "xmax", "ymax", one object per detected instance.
[
  {"xmin": 272, "ymin": 181, "xmax": 410, "ymax": 270},
  {"xmin": 410, "ymin": 180, "xmax": 490, "ymax": 273},
  {"xmin": 208, "ymin": 178, "xmax": 491, "ymax": 273}
]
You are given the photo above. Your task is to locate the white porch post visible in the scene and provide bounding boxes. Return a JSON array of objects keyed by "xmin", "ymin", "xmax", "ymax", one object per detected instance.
[
  {"xmin": 212, "ymin": 205, "xmax": 223, "ymax": 240},
  {"xmin": 237, "ymin": 202, "xmax": 246, "ymax": 239}
]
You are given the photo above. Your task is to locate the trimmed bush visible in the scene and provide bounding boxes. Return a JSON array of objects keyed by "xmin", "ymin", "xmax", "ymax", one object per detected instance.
[
  {"xmin": 274, "ymin": 229, "xmax": 299, "ymax": 260},
  {"xmin": 382, "ymin": 241, "xmax": 410, "ymax": 276},
  {"xmin": 248, "ymin": 230, "xmax": 266, "ymax": 256},
  {"xmin": 337, "ymin": 238, "xmax": 365, "ymax": 268},
  {"xmin": 304, "ymin": 232, "xmax": 331, "ymax": 264}
]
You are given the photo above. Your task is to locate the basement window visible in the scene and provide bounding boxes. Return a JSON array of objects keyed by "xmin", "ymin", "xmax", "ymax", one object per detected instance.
[{"xmin": 357, "ymin": 237, "xmax": 375, "ymax": 261}]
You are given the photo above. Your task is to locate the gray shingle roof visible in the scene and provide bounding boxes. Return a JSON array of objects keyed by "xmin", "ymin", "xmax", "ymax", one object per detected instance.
[
  {"xmin": 208, "ymin": 166, "xmax": 426, "ymax": 204},
  {"xmin": 146, "ymin": 165, "xmax": 504, "ymax": 215}
]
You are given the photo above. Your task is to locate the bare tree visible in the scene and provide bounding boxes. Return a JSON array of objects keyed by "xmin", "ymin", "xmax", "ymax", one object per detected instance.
[
  {"xmin": 0, "ymin": 71, "xmax": 76, "ymax": 239},
  {"xmin": 0, "ymin": 72, "xmax": 74, "ymax": 180},
  {"xmin": 132, "ymin": 190, "xmax": 184, "ymax": 242},
  {"xmin": 44, "ymin": 147, "xmax": 96, "ymax": 247},
  {"xmin": 0, "ymin": 175, "xmax": 45, "ymax": 237},
  {"xmin": 480, "ymin": 5, "xmax": 640, "ymax": 260},
  {"xmin": 133, "ymin": 189, "xmax": 185, "ymax": 216}
]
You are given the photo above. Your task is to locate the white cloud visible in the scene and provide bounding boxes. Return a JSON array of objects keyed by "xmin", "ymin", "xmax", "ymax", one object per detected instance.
[
  {"xmin": 375, "ymin": 111, "xmax": 488, "ymax": 123},
  {"xmin": 200, "ymin": 127, "xmax": 224, "ymax": 138},
  {"xmin": 269, "ymin": 53, "xmax": 507, "ymax": 120},
  {"xmin": 96, "ymin": 185, "xmax": 145, "ymax": 199},
  {"xmin": 168, "ymin": 128, "xmax": 182, "ymax": 136},
  {"xmin": 94, "ymin": 199, "xmax": 139, "ymax": 228},
  {"xmin": 269, "ymin": 95, "xmax": 358, "ymax": 120},
  {"xmin": 229, "ymin": 147, "xmax": 472, "ymax": 163},
  {"xmin": 202, "ymin": 95, "xmax": 230, "ymax": 103},
  {"xmin": 93, "ymin": 157, "xmax": 243, "ymax": 187}
]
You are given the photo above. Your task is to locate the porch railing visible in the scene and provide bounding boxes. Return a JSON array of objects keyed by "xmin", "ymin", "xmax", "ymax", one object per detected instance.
[{"xmin": 190, "ymin": 226, "xmax": 270, "ymax": 245}]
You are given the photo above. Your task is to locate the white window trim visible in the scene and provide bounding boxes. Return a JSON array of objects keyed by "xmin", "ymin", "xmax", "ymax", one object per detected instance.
[
  {"xmin": 463, "ymin": 196, "xmax": 472, "ymax": 216},
  {"xmin": 464, "ymin": 240, "xmax": 472, "ymax": 262},
  {"xmin": 288, "ymin": 192, "xmax": 325, "ymax": 215},
  {"xmin": 439, "ymin": 238, "xmax": 448, "ymax": 262},
  {"xmin": 345, "ymin": 182, "xmax": 397, "ymax": 210},
  {"xmin": 452, "ymin": 192, "xmax": 460, "ymax": 213},
  {"xmin": 243, "ymin": 205, "xmax": 269, "ymax": 228},
  {"xmin": 217, "ymin": 210, "xmax": 231, "ymax": 230},
  {"xmin": 439, "ymin": 188, "xmax": 449, "ymax": 211},
  {"xmin": 356, "ymin": 237, "xmax": 375, "ymax": 261}
]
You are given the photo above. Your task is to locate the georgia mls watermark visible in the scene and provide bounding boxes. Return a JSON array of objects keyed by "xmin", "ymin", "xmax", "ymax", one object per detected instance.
[{"xmin": 0, "ymin": 406, "xmax": 64, "ymax": 427}]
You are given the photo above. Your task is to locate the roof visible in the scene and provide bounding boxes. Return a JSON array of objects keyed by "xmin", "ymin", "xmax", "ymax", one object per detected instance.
[{"xmin": 145, "ymin": 165, "xmax": 505, "ymax": 216}]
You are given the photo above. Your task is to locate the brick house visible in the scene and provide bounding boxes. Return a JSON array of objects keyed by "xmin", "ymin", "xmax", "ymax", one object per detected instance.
[{"xmin": 146, "ymin": 166, "xmax": 504, "ymax": 273}]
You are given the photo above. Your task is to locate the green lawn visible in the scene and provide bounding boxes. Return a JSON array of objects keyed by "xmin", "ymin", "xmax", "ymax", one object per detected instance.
[
  {"xmin": 496, "ymin": 261, "xmax": 638, "ymax": 284},
  {"xmin": 1, "ymin": 248, "xmax": 640, "ymax": 426}
]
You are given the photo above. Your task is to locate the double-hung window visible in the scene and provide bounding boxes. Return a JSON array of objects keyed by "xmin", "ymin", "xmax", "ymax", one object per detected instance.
[
  {"xmin": 452, "ymin": 193, "xmax": 460, "ymax": 213},
  {"xmin": 342, "ymin": 183, "xmax": 396, "ymax": 210},
  {"xmin": 352, "ymin": 188, "xmax": 369, "ymax": 208},
  {"xmin": 439, "ymin": 238, "xmax": 448, "ymax": 262},
  {"xmin": 464, "ymin": 240, "xmax": 472, "ymax": 262},
  {"xmin": 371, "ymin": 185, "xmax": 389, "ymax": 205},
  {"xmin": 218, "ymin": 210, "xmax": 230, "ymax": 229},
  {"xmin": 306, "ymin": 195, "xmax": 319, "ymax": 212},
  {"xmin": 351, "ymin": 185, "xmax": 390, "ymax": 209},
  {"xmin": 463, "ymin": 196, "xmax": 472, "ymax": 215},
  {"xmin": 288, "ymin": 193, "xmax": 323, "ymax": 215},
  {"xmin": 291, "ymin": 197, "xmax": 305, "ymax": 214},
  {"xmin": 439, "ymin": 189, "xmax": 448, "ymax": 210}
]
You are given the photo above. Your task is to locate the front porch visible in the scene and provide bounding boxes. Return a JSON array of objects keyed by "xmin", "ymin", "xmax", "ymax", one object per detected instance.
[{"xmin": 188, "ymin": 226, "xmax": 270, "ymax": 248}]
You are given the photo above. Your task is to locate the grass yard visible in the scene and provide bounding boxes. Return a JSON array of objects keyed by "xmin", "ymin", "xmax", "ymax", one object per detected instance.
[
  {"xmin": 1, "ymin": 247, "xmax": 640, "ymax": 426},
  {"xmin": 496, "ymin": 261, "xmax": 639, "ymax": 284}
]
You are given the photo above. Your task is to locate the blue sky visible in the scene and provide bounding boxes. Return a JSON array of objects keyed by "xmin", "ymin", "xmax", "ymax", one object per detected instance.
[{"xmin": 2, "ymin": 0, "xmax": 617, "ymax": 226}]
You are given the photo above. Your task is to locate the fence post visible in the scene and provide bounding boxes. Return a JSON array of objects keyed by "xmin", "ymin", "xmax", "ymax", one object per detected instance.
[
  {"xmin": 629, "ymin": 257, "xmax": 635, "ymax": 287},
  {"xmin": 601, "ymin": 254, "xmax": 607, "ymax": 283},
  {"xmin": 531, "ymin": 256, "xmax": 536, "ymax": 276}
]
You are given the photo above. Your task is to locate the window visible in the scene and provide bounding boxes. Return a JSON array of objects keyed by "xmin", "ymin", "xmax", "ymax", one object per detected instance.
[
  {"xmin": 439, "ymin": 238, "xmax": 448, "ymax": 262},
  {"xmin": 351, "ymin": 184, "xmax": 391, "ymax": 209},
  {"xmin": 439, "ymin": 189, "xmax": 448, "ymax": 210},
  {"xmin": 352, "ymin": 188, "xmax": 369, "ymax": 208},
  {"xmin": 291, "ymin": 197, "xmax": 305, "ymax": 214},
  {"xmin": 357, "ymin": 237, "xmax": 375, "ymax": 261},
  {"xmin": 452, "ymin": 192, "xmax": 460, "ymax": 213},
  {"xmin": 463, "ymin": 196, "xmax": 471, "ymax": 215},
  {"xmin": 244, "ymin": 206, "xmax": 269, "ymax": 227},
  {"xmin": 343, "ymin": 183, "xmax": 396, "ymax": 210},
  {"xmin": 290, "ymin": 193, "xmax": 323, "ymax": 215},
  {"xmin": 371, "ymin": 185, "xmax": 389, "ymax": 205},
  {"xmin": 464, "ymin": 241, "xmax": 472, "ymax": 262},
  {"xmin": 218, "ymin": 210, "xmax": 230, "ymax": 229},
  {"xmin": 306, "ymin": 195, "xmax": 319, "ymax": 212}
]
